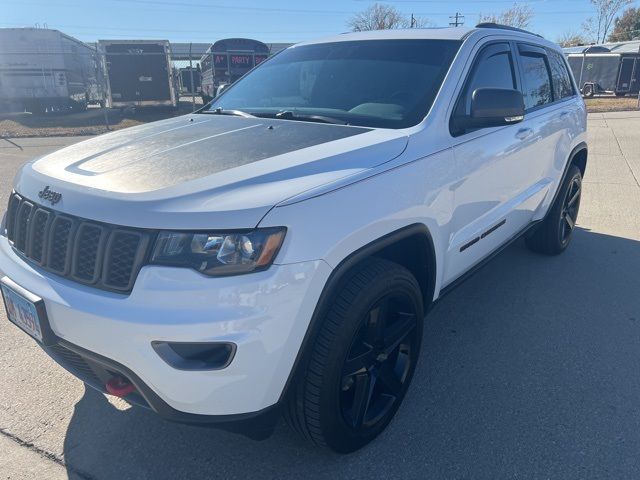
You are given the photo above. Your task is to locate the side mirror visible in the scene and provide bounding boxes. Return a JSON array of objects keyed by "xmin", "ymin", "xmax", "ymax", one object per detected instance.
[
  {"xmin": 215, "ymin": 84, "xmax": 229, "ymax": 97},
  {"xmin": 455, "ymin": 88, "xmax": 525, "ymax": 130}
]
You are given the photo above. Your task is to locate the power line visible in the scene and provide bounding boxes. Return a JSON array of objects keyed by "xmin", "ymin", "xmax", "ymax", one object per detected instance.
[{"xmin": 449, "ymin": 12, "xmax": 465, "ymax": 27}]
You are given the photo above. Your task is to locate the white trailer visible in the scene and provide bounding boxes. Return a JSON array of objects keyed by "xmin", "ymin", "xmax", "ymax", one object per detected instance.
[{"xmin": 0, "ymin": 28, "xmax": 101, "ymax": 113}]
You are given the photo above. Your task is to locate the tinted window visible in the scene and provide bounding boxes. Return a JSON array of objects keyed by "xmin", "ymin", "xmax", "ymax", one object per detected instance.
[
  {"xmin": 548, "ymin": 50, "xmax": 574, "ymax": 99},
  {"xmin": 207, "ymin": 40, "xmax": 461, "ymax": 129},
  {"xmin": 456, "ymin": 43, "xmax": 516, "ymax": 117},
  {"xmin": 518, "ymin": 47, "xmax": 553, "ymax": 110}
]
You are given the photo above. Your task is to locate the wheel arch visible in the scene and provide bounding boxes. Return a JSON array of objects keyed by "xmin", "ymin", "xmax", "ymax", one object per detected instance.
[
  {"xmin": 570, "ymin": 143, "xmax": 588, "ymax": 177},
  {"xmin": 279, "ymin": 223, "xmax": 437, "ymax": 403}
]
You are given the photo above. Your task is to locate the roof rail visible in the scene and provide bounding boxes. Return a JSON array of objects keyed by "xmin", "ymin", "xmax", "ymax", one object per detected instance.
[{"xmin": 475, "ymin": 22, "xmax": 543, "ymax": 38}]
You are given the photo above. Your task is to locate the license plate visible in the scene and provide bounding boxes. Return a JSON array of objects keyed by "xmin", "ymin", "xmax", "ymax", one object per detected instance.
[{"xmin": 1, "ymin": 278, "xmax": 44, "ymax": 343}]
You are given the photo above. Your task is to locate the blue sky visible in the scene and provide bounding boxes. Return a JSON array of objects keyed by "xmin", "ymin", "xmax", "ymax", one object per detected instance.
[{"xmin": 1, "ymin": 0, "xmax": 639, "ymax": 44}]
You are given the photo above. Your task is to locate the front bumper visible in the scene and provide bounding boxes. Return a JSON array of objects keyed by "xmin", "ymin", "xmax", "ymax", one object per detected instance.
[{"xmin": 0, "ymin": 235, "xmax": 330, "ymax": 418}]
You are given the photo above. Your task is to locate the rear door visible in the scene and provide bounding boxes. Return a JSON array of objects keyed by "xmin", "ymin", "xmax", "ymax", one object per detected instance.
[{"xmin": 617, "ymin": 57, "xmax": 636, "ymax": 93}]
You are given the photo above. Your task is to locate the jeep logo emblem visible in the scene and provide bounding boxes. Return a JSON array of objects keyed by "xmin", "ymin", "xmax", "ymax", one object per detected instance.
[{"xmin": 38, "ymin": 186, "xmax": 62, "ymax": 205}]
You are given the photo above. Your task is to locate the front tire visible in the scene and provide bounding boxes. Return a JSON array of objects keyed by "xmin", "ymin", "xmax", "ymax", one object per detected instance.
[
  {"xmin": 285, "ymin": 258, "xmax": 424, "ymax": 453},
  {"xmin": 526, "ymin": 164, "xmax": 582, "ymax": 255}
]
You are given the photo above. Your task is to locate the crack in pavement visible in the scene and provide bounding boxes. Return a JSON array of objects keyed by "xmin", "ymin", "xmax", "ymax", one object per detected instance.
[{"xmin": 0, "ymin": 428, "xmax": 97, "ymax": 480}]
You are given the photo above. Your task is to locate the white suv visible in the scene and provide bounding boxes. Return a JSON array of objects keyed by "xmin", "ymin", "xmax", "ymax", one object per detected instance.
[{"xmin": 0, "ymin": 24, "xmax": 586, "ymax": 452}]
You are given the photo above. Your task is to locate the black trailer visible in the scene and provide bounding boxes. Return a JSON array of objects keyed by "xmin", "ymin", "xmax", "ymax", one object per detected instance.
[
  {"xmin": 178, "ymin": 66, "xmax": 201, "ymax": 95},
  {"xmin": 98, "ymin": 40, "xmax": 177, "ymax": 108},
  {"xmin": 567, "ymin": 47, "xmax": 639, "ymax": 97}
]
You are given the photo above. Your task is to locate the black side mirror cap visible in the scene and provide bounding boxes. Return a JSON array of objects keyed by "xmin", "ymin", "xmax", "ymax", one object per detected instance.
[{"xmin": 454, "ymin": 88, "xmax": 525, "ymax": 131}]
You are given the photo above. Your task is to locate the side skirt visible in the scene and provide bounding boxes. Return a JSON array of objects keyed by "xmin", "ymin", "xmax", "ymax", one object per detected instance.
[{"xmin": 437, "ymin": 220, "xmax": 541, "ymax": 300}]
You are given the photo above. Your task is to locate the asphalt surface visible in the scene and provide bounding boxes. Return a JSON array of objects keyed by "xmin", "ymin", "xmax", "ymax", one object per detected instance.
[{"xmin": 1, "ymin": 112, "xmax": 640, "ymax": 479}]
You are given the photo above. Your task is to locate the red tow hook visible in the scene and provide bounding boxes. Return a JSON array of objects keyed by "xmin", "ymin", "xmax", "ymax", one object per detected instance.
[{"xmin": 105, "ymin": 376, "xmax": 136, "ymax": 398}]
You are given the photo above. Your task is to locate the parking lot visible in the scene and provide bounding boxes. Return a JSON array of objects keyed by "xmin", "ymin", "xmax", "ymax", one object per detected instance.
[{"xmin": 1, "ymin": 112, "xmax": 640, "ymax": 479}]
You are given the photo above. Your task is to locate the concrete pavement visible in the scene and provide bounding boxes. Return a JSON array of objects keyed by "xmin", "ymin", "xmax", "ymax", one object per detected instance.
[{"xmin": 1, "ymin": 112, "xmax": 640, "ymax": 479}]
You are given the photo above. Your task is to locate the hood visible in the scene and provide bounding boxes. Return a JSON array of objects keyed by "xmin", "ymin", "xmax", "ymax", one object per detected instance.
[{"xmin": 14, "ymin": 114, "xmax": 409, "ymax": 229}]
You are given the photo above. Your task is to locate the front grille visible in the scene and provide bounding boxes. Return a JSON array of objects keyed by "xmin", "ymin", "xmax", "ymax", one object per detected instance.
[{"xmin": 4, "ymin": 192, "xmax": 152, "ymax": 293}]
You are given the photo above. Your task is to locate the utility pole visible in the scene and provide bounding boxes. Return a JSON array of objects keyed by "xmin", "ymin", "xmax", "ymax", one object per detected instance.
[
  {"xmin": 449, "ymin": 12, "xmax": 465, "ymax": 27},
  {"xmin": 189, "ymin": 42, "xmax": 196, "ymax": 111},
  {"xmin": 410, "ymin": 13, "xmax": 417, "ymax": 28}
]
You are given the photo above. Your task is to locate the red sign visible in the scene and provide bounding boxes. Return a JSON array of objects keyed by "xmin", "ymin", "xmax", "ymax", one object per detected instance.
[{"xmin": 230, "ymin": 55, "xmax": 252, "ymax": 68}]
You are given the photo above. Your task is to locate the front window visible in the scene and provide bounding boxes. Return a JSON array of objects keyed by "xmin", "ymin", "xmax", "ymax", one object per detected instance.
[{"xmin": 205, "ymin": 39, "xmax": 461, "ymax": 129}]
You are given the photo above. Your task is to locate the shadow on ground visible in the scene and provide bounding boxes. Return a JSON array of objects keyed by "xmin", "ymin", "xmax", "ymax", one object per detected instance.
[{"xmin": 62, "ymin": 228, "xmax": 640, "ymax": 479}]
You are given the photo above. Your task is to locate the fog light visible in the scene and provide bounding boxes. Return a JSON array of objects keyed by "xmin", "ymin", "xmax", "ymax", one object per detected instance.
[{"xmin": 152, "ymin": 341, "xmax": 236, "ymax": 371}]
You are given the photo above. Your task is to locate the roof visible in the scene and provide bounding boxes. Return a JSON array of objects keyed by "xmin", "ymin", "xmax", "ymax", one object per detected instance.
[
  {"xmin": 564, "ymin": 40, "xmax": 640, "ymax": 55},
  {"xmin": 292, "ymin": 25, "xmax": 554, "ymax": 50},
  {"xmin": 295, "ymin": 27, "xmax": 474, "ymax": 47}
]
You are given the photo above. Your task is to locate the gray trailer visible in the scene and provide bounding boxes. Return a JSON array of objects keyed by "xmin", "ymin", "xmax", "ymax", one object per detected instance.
[
  {"xmin": 566, "ymin": 46, "xmax": 639, "ymax": 97},
  {"xmin": 98, "ymin": 40, "xmax": 177, "ymax": 109},
  {"xmin": 0, "ymin": 28, "xmax": 101, "ymax": 113}
]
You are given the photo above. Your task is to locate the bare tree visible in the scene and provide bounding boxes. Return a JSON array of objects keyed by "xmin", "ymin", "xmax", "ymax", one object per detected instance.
[
  {"xmin": 348, "ymin": 3, "xmax": 432, "ymax": 31},
  {"xmin": 557, "ymin": 31, "xmax": 588, "ymax": 47},
  {"xmin": 582, "ymin": 0, "xmax": 632, "ymax": 43},
  {"xmin": 349, "ymin": 3, "xmax": 406, "ymax": 31},
  {"xmin": 479, "ymin": 3, "xmax": 534, "ymax": 29}
]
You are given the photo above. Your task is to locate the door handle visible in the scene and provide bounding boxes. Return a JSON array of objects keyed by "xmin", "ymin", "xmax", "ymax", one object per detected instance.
[
  {"xmin": 559, "ymin": 111, "xmax": 570, "ymax": 118},
  {"xmin": 516, "ymin": 128, "xmax": 533, "ymax": 140}
]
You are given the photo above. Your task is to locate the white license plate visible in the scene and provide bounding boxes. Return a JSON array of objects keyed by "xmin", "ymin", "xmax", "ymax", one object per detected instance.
[{"xmin": 1, "ymin": 278, "xmax": 43, "ymax": 343}]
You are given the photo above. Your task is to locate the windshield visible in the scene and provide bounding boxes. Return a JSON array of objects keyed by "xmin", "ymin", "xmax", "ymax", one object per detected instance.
[{"xmin": 205, "ymin": 39, "xmax": 461, "ymax": 129}]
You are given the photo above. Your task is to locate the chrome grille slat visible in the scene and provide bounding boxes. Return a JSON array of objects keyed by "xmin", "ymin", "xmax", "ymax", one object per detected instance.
[{"xmin": 3, "ymin": 193, "xmax": 149, "ymax": 294}]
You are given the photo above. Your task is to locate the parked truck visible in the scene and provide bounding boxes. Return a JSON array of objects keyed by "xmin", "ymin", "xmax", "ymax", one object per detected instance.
[
  {"xmin": 0, "ymin": 28, "xmax": 101, "ymax": 114},
  {"xmin": 566, "ymin": 46, "xmax": 639, "ymax": 97},
  {"xmin": 98, "ymin": 40, "xmax": 177, "ymax": 109}
]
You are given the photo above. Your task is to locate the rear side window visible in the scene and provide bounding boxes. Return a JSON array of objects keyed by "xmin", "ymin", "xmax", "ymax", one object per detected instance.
[
  {"xmin": 454, "ymin": 42, "xmax": 516, "ymax": 119},
  {"xmin": 517, "ymin": 44, "xmax": 553, "ymax": 110},
  {"xmin": 548, "ymin": 50, "xmax": 574, "ymax": 99}
]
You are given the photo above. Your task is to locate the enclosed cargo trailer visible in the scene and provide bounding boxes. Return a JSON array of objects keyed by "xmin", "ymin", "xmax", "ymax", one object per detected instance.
[
  {"xmin": 178, "ymin": 66, "xmax": 201, "ymax": 95},
  {"xmin": 98, "ymin": 40, "xmax": 177, "ymax": 108},
  {"xmin": 567, "ymin": 48, "xmax": 639, "ymax": 97},
  {"xmin": 0, "ymin": 28, "xmax": 101, "ymax": 113}
]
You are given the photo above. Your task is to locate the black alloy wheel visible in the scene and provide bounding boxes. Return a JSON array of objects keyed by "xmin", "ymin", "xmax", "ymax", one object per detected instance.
[
  {"xmin": 560, "ymin": 175, "xmax": 581, "ymax": 246},
  {"xmin": 284, "ymin": 258, "xmax": 424, "ymax": 453},
  {"xmin": 340, "ymin": 293, "xmax": 417, "ymax": 430}
]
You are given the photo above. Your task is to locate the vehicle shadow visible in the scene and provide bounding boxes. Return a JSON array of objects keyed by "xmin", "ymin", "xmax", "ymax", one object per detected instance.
[{"xmin": 62, "ymin": 227, "xmax": 640, "ymax": 479}]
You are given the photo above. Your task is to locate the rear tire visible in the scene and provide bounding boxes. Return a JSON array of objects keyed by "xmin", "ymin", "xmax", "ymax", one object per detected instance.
[
  {"xmin": 526, "ymin": 164, "xmax": 582, "ymax": 255},
  {"xmin": 284, "ymin": 258, "xmax": 424, "ymax": 453},
  {"xmin": 582, "ymin": 83, "xmax": 595, "ymax": 98}
]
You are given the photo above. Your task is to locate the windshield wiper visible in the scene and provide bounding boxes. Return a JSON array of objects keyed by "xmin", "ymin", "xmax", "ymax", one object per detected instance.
[
  {"xmin": 255, "ymin": 110, "xmax": 347, "ymax": 125},
  {"xmin": 203, "ymin": 107, "xmax": 256, "ymax": 118}
]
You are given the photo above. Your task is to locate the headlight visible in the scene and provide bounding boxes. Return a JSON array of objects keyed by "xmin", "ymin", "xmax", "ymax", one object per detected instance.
[{"xmin": 150, "ymin": 227, "xmax": 286, "ymax": 276}]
